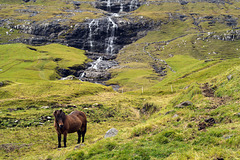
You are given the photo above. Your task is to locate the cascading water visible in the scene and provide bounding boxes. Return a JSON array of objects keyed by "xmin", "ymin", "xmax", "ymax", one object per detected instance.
[
  {"xmin": 106, "ymin": 16, "xmax": 118, "ymax": 54},
  {"xmin": 79, "ymin": 0, "xmax": 141, "ymax": 83},
  {"xmin": 91, "ymin": 57, "xmax": 103, "ymax": 70},
  {"xmin": 87, "ymin": 14, "xmax": 118, "ymax": 54},
  {"xmin": 89, "ymin": 19, "xmax": 99, "ymax": 51},
  {"xmin": 129, "ymin": 0, "xmax": 138, "ymax": 11}
]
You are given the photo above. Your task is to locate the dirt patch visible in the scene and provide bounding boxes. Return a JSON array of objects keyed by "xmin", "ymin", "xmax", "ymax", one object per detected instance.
[
  {"xmin": 198, "ymin": 118, "xmax": 216, "ymax": 130},
  {"xmin": 0, "ymin": 143, "xmax": 31, "ymax": 153},
  {"xmin": 201, "ymin": 83, "xmax": 230, "ymax": 110},
  {"xmin": 201, "ymin": 83, "xmax": 215, "ymax": 97}
]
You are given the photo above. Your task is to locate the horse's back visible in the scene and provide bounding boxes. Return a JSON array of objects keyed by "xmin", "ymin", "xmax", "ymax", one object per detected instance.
[{"xmin": 70, "ymin": 111, "xmax": 87, "ymax": 125}]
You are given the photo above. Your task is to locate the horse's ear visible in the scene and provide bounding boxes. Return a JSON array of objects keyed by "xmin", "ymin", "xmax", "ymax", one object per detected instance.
[{"xmin": 53, "ymin": 110, "xmax": 57, "ymax": 116}]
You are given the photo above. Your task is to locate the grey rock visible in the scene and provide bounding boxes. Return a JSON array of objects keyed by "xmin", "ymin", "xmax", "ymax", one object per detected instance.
[
  {"xmin": 165, "ymin": 110, "xmax": 175, "ymax": 115},
  {"xmin": 104, "ymin": 128, "xmax": 118, "ymax": 138},
  {"xmin": 173, "ymin": 114, "xmax": 179, "ymax": 118},
  {"xmin": 175, "ymin": 101, "xmax": 193, "ymax": 108},
  {"xmin": 227, "ymin": 74, "xmax": 233, "ymax": 81}
]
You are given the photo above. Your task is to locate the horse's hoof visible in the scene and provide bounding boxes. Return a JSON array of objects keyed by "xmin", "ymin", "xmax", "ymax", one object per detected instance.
[{"xmin": 58, "ymin": 146, "xmax": 61, "ymax": 148}]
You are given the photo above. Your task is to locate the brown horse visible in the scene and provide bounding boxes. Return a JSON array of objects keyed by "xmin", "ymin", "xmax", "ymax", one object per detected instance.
[{"xmin": 53, "ymin": 109, "xmax": 87, "ymax": 148}]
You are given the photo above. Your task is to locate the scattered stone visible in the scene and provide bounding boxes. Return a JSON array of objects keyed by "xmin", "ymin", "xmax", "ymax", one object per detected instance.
[
  {"xmin": 172, "ymin": 114, "xmax": 179, "ymax": 118},
  {"xmin": 8, "ymin": 108, "xmax": 24, "ymax": 112},
  {"xmin": 74, "ymin": 144, "xmax": 81, "ymax": 150},
  {"xmin": 41, "ymin": 106, "xmax": 49, "ymax": 109},
  {"xmin": 198, "ymin": 122, "xmax": 207, "ymax": 131},
  {"xmin": 165, "ymin": 110, "xmax": 175, "ymax": 115},
  {"xmin": 205, "ymin": 59, "xmax": 214, "ymax": 62},
  {"xmin": 60, "ymin": 75, "xmax": 78, "ymax": 80},
  {"xmin": 205, "ymin": 117, "xmax": 216, "ymax": 125},
  {"xmin": 175, "ymin": 101, "xmax": 193, "ymax": 108},
  {"xmin": 227, "ymin": 74, "xmax": 233, "ymax": 81},
  {"xmin": 104, "ymin": 128, "xmax": 118, "ymax": 138},
  {"xmin": 223, "ymin": 134, "xmax": 233, "ymax": 139},
  {"xmin": 235, "ymin": 113, "xmax": 240, "ymax": 117}
]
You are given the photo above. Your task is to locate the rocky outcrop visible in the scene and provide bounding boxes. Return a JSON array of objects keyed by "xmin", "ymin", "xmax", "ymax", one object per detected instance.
[
  {"xmin": 65, "ymin": 15, "xmax": 156, "ymax": 54},
  {"xmin": 206, "ymin": 29, "xmax": 240, "ymax": 41}
]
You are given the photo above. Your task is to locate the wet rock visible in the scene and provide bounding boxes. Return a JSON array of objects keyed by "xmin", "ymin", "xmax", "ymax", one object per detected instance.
[{"xmin": 104, "ymin": 128, "xmax": 118, "ymax": 138}]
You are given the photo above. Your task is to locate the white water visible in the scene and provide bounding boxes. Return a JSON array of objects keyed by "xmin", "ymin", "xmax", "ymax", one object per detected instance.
[
  {"xmin": 91, "ymin": 57, "xmax": 103, "ymax": 70},
  {"xmin": 106, "ymin": 16, "xmax": 118, "ymax": 54},
  {"xmin": 129, "ymin": 0, "xmax": 138, "ymax": 11},
  {"xmin": 89, "ymin": 19, "xmax": 99, "ymax": 50},
  {"xmin": 120, "ymin": 3, "xmax": 123, "ymax": 12},
  {"xmin": 107, "ymin": 0, "xmax": 111, "ymax": 11}
]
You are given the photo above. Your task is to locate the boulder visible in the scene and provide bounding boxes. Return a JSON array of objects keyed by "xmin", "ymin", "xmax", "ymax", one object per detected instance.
[{"xmin": 104, "ymin": 128, "xmax": 118, "ymax": 138}]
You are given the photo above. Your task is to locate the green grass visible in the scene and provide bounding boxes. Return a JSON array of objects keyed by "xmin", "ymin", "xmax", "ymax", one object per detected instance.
[
  {"xmin": 1, "ymin": 0, "xmax": 240, "ymax": 159},
  {"xmin": 0, "ymin": 43, "xmax": 88, "ymax": 82}
]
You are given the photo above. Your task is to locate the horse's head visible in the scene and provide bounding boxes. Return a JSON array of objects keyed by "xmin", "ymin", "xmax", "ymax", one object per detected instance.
[{"xmin": 53, "ymin": 109, "xmax": 66, "ymax": 129}]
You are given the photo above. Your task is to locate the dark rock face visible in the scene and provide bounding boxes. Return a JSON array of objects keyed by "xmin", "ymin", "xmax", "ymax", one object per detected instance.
[
  {"xmin": 21, "ymin": 15, "xmax": 156, "ymax": 55},
  {"xmin": 65, "ymin": 15, "xmax": 155, "ymax": 54}
]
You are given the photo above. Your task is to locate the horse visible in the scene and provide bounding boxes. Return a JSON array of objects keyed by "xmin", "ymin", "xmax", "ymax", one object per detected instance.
[{"xmin": 53, "ymin": 109, "xmax": 87, "ymax": 148}]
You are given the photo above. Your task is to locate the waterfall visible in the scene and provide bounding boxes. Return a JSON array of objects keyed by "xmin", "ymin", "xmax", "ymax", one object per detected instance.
[
  {"xmin": 106, "ymin": 16, "xmax": 118, "ymax": 54},
  {"xmin": 79, "ymin": 72, "xmax": 85, "ymax": 80},
  {"xmin": 91, "ymin": 57, "xmax": 103, "ymax": 70},
  {"xmin": 89, "ymin": 19, "xmax": 99, "ymax": 51},
  {"xmin": 107, "ymin": 0, "xmax": 111, "ymax": 11},
  {"xmin": 129, "ymin": 0, "xmax": 138, "ymax": 11},
  {"xmin": 120, "ymin": 3, "xmax": 123, "ymax": 12}
]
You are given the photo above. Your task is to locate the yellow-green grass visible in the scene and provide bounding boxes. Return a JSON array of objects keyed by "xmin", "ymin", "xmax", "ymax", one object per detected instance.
[
  {"xmin": 107, "ymin": 62, "xmax": 160, "ymax": 92},
  {"xmin": 0, "ymin": 43, "xmax": 88, "ymax": 82},
  {"xmin": 0, "ymin": 1, "xmax": 102, "ymax": 23}
]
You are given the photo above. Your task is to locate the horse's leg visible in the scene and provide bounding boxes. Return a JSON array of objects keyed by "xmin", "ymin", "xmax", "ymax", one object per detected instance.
[
  {"xmin": 63, "ymin": 132, "xmax": 67, "ymax": 147},
  {"xmin": 77, "ymin": 130, "xmax": 81, "ymax": 144},
  {"xmin": 82, "ymin": 123, "xmax": 87, "ymax": 143},
  {"xmin": 58, "ymin": 133, "xmax": 61, "ymax": 148},
  {"xmin": 82, "ymin": 131, "xmax": 85, "ymax": 143}
]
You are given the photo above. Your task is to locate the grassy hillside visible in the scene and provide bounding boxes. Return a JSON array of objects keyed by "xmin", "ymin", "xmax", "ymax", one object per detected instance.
[{"xmin": 1, "ymin": 0, "xmax": 240, "ymax": 160}]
